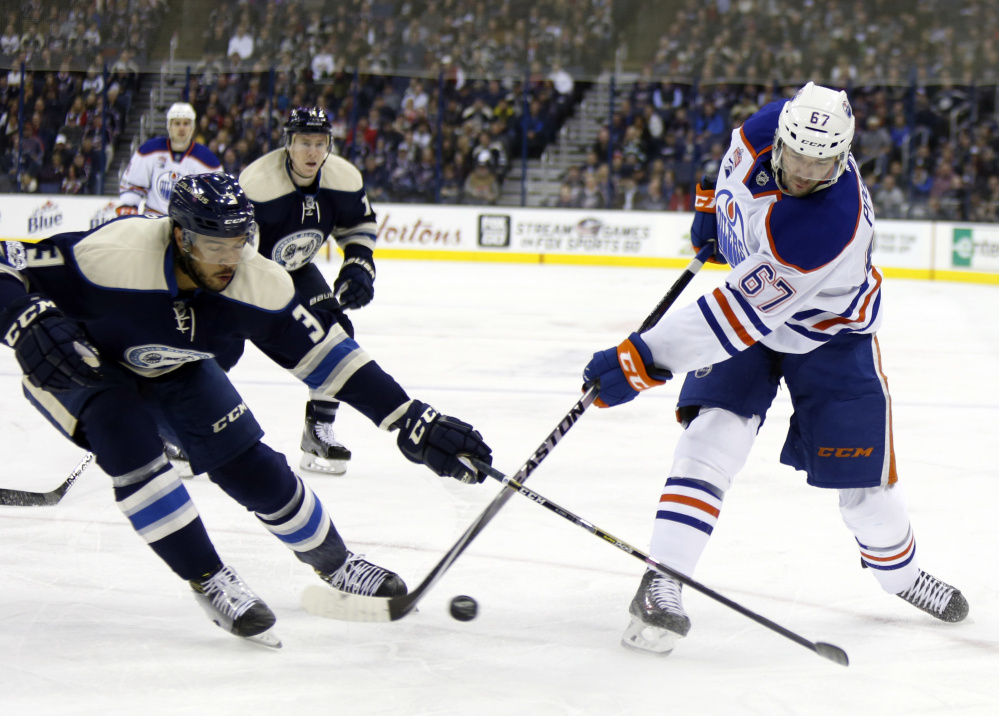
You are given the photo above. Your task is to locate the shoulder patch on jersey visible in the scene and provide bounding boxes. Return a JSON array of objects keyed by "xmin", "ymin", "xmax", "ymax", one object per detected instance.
[
  {"xmin": 765, "ymin": 175, "xmax": 864, "ymax": 272},
  {"xmin": 319, "ymin": 154, "xmax": 364, "ymax": 192},
  {"xmin": 73, "ymin": 218, "xmax": 173, "ymax": 290},
  {"xmin": 239, "ymin": 149, "xmax": 293, "ymax": 203},
  {"xmin": 138, "ymin": 136, "xmax": 171, "ymax": 155},
  {"xmin": 221, "ymin": 253, "xmax": 296, "ymax": 311}
]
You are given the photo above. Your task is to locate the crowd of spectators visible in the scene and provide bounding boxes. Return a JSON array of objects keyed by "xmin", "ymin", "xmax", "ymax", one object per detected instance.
[
  {"xmin": 0, "ymin": 0, "xmax": 161, "ymax": 194},
  {"xmin": 6, "ymin": 0, "xmax": 999, "ymax": 223},
  {"xmin": 550, "ymin": 0, "xmax": 999, "ymax": 222},
  {"xmin": 180, "ymin": 0, "xmax": 622, "ymax": 205}
]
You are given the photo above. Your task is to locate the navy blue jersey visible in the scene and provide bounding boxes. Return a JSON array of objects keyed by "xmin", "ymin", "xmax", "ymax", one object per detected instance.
[
  {"xmin": 0, "ymin": 218, "xmax": 408, "ymax": 429},
  {"xmin": 238, "ymin": 149, "xmax": 376, "ymax": 272}
]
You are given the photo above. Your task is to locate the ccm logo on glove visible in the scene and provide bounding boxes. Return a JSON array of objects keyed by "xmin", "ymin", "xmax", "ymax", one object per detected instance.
[
  {"xmin": 619, "ymin": 339, "xmax": 666, "ymax": 392},
  {"xmin": 3, "ymin": 297, "xmax": 58, "ymax": 347}
]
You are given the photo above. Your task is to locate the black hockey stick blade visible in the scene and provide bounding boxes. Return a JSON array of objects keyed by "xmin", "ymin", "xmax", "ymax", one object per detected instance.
[
  {"xmin": 301, "ymin": 387, "xmax": 599, "ymax": 622},
  {"xmin": 465, "ymin": 456, "xmax": 849, "ymax": 667},
  {"xmin": 0, "ymin": 451, "xmax": 94, "ymax": 507}
]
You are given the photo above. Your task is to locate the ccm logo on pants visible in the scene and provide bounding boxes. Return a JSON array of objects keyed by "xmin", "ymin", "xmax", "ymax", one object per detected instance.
[{"xmin": 213, "ymin": 402, "xmax": 249, "ymax": 433}]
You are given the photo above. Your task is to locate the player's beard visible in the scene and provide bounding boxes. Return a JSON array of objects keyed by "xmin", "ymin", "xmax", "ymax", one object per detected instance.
[{"xmin": 177, "ymin": 251, "xmax": 235, "ymax": 293}]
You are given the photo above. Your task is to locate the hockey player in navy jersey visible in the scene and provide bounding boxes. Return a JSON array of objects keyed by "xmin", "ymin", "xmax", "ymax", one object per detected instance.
[
  {"xmin": 582, "ymin": 82, "xmax": 968, "ymax": 656},
  {"xmin": 227, "ymin": 107, "xmax": 377, "ymax": 476},
  {"xmin": 117, "ymin": 102, "xmax": 222, "ymax": 217},
  {"xmin": 0, "ymin": 173, "xmax": 492, "ymax": 647}
]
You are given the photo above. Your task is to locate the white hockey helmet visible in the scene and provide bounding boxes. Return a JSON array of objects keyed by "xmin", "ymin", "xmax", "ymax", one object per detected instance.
[
  {"xmin": 772, "ymin": 82, "xmax": 855, "ymax": 194},
  {"xmin": 167, "ymin": 102, "xmax": 197, "ymax": 125}
]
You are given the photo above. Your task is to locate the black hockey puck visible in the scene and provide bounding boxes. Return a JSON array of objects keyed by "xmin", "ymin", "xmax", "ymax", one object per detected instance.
[{"xmin": 449, "ymin": 595, "xmax": 478, "ymax": 621}]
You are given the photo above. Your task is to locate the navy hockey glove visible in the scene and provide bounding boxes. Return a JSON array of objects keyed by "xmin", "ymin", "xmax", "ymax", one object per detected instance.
[
  {"xmin": 691, "ymin": 175, "xmax": 726, "ymax": 265},
  {"xmin": 333, "ymin": 245, "xmax": 376, "ymax": 310},
  {"xmin": 1, "ymin": 294, "xmax": 102, "ymax": 393},
  {"xmin": 395, "ymin": 400, "xmax": 493, "ymax": 484},
  {"xmin": 582, "ymin": 332, "xmax": 671, "ymax": 408}
]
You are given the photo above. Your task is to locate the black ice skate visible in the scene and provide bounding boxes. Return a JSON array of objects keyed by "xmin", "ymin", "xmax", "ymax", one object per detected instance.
[
  {"xmin": 621, "ymin": 569, "xmax": 691, "ymax": 655},
  {"xmin": 190, "ymin": 565, "xmax": 281, "ymax": 648},
  {"xmin": 316, "ymin": 552, "xmax": 408, "ymax": 598},
  {"xmin": 896, "ymin": 570, "xmax": 969, "ymax": 623},
  {"xmin": 300, "ymin": 401, "xmax": 351, "ymax": 475}
]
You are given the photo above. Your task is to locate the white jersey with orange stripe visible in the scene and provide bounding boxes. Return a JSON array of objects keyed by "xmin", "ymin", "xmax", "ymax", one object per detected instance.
[
  {"xmin": 118, "ymin": 136, "xmax": 222, "ymax": 216},
  {"xmin": 643, "ymin": 100, "xmax": 881, "ymax": 375}
]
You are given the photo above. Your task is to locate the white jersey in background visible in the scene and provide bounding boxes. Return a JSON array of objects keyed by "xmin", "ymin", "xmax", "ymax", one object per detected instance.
[{"xmin": 118, "ymin": 136, "xmax": 222, "ymax": 216}]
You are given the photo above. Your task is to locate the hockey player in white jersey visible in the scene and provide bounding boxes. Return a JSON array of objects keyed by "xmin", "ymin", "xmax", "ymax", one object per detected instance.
[
  {"xmin": 222, "ymin": 107, "xmax": 379, "ymax": 476},
  {"xmin": 117, "ymin": 102, "xmax": 222, "ymax": 217},
  {"xmin": 582, "ymin": 82, "xmax": 968, "ymax": 657}
]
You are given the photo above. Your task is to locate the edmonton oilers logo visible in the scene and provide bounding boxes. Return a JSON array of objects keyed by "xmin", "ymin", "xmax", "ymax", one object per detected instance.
[
  {"xmin": 157, "ymin": 171, "xmax": 181, "ymax": 201},
  {"xmin": 694, "ymin": 366, "xmax": 713, "ymax": 378}
]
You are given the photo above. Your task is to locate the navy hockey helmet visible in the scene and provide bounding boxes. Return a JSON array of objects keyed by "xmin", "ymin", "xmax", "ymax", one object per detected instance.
[
  {"xmin": 284, "ymin": 107, "xmax": 333, "ymax": 144},
  {"xmin": 168, "ymin": 173, "xmax": 258, "ymax": 264}
]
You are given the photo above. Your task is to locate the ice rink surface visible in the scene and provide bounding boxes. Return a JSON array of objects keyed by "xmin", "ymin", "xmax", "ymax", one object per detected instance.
[{"xmin": 1, "ymin": 257, "xmax": 998, "ymax": 715}]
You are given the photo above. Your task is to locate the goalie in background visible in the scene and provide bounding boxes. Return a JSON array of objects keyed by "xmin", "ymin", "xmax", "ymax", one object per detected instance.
[
  {"xmin": 582, "ymin": 82, "xmax": 968, "ymax": 657},
  {"xmin": 0, "ymin": 173, "xmax": 492, "ymax": 648},
  {"xmin": 117, "ymin": 102, "xmax": 222, "ymax": 217}
]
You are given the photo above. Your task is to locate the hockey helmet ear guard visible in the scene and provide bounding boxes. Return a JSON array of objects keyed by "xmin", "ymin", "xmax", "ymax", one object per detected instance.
[
  {"xmin": 772, "ymin": 81, "xmax": 855, "ymax": 194},
  {"xmin": 169, "ymin": 174, "xmax": 259, "ymax": 264}
]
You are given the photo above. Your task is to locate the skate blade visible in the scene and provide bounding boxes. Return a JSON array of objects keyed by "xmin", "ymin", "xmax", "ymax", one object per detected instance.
[
  {"xmin": 244, "ymin": 626, "xmax": 282, "ymax": 649},
  {"xmin": 620, "ymin": 617, "xmax": 682, "ymax": 655},
  {"xmin": 299, "ymin": 453, "xmax": 348, "ymax": 475}
]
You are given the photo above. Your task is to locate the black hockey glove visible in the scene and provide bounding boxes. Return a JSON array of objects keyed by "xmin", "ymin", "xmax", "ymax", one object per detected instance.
[
  {"xmin": 395, "ymin": 400, "xmax": 493, "ymax": 484},
  {"xmin": 1, "ymin": 294, "xmax": 102, "ymax": 393},
  {"xmin": 333, "ymin": 245, "xmax": 376, "ymax": 310}
]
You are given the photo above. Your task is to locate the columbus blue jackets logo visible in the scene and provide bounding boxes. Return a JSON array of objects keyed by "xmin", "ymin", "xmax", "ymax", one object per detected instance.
[
  {"xmin": 271, "ymin": 230, "xmax": 325, "ymax": 270},
  {"xmin": 125, "ymin": 345, "xmax": 213, "ymax": 369}
]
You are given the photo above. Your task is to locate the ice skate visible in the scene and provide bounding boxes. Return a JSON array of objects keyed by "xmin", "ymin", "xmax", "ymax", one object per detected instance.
[
  {"xmin": 163, "ymin": 438, "xmax": 196, "ymax": 479},
  {"xmin": 896, "ymin": 570, "xmax": 969, "ymax": 623},
  {"xmin": 191, "ymin": 565, "xmax": 281, "ymax": 648},
  {"xmin": 316, "ymin": 551, "xmax": 408, "ymax": 598},
  {"xmin": 622, "ymin": 569, "xmax": 691, "ymax": 655},
  {"xmin": 300, "ymin": 402, "xmax": 351, "ymax": 475}
]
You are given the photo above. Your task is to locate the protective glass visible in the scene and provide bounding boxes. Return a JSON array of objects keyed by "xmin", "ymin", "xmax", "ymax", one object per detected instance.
[
  {"xmin": 776, "ymin": 144, "xmax": 839, "ymax": 181},
  {"xmin": 182, "ymin": 222, "xmax": 259, "ymax": 265}
]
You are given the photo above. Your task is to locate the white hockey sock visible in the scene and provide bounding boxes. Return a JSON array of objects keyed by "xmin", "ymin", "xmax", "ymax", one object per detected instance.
[
  {"xmin": 839, "ymin": 484, "xmax": 919, "ymax": 594},
  {"xmin": 648, "ymin": 408, "xmax": 759, "ymax": 576},
  {"xmin": 649, "ymin": 477, "xmax": 723, "ymax": 577},
  {"xmin": 256, "ymin": 476, "xmax": 331, "ymax": 554}
]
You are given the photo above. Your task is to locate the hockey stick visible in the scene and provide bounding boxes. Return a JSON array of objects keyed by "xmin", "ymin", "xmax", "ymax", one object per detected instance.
[
  {"xmin": 462, "ymin": 456, "xmax": 849, "ymax": 667},
  {"xmin": 302, "ymin": 385, "xmax": 598, "ymax": 622},
  {"xmin": 0, "ymin": 451, "xmax": 94, "ymax": 507},
  {"xmin": 301, "ymin": 244, "xmax": 715, "ymax": 622}
]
